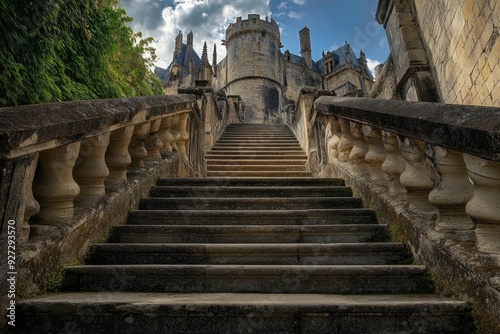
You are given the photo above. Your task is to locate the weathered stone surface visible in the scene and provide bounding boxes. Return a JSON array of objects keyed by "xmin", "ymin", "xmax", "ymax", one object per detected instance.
[
  {"xmin": 0, "ymin": 95, "xmax": 197, "ymax": 159},
  {"xmin": 315, "ymin": 96, "xmax": 500, "ymax": 161}
]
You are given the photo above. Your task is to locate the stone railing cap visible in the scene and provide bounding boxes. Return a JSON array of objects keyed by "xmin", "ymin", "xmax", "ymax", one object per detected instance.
[
  {"xmin": 0, "ymin": 95, "xmax": 196, "ymax": 159},
  {"xmin": 315, "ymin": 96, "xmax": 500, "ymax": 161}
]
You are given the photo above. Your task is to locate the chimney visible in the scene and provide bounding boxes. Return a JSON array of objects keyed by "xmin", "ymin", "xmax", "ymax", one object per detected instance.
[
  {"xmin": 187, "ymin": 31, "xmax": 193, "ymax": 48},
  {"xmin": 299, "ymin": 27, "xmax": 312, "ymax": 68}
]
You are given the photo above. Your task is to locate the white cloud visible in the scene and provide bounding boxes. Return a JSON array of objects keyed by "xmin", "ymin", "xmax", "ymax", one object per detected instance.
[
  {"xmin": 288, "ymin": 11, "xmax": 303, "ymax": 19},
  {"xmin": 366, "ymin": 58, "xmax": 382, "ymax": 77},
  {"xmin": 277, "ymin": 1, "xmax": 287, "ymax": 10},
  {"xmin": 120, "ymin": 0, "xmax": 271, "ymax": 68},
  {"xmin": 291, "ymin": 0, "xmax": 306, "ymax": 4}
]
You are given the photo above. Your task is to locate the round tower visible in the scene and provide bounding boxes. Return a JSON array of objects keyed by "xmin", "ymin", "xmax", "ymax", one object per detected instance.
[{"xmin": 225, "ymin": 14, "xmax": 283, "ymax": 122}]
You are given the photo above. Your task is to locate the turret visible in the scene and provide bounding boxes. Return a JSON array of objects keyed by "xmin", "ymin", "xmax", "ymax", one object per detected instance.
[
  {"xmin": 213, "ymin": 43, "xmax": 217, "ymax": 77},
  {"xmin": 345, "ymin": 41, "xmax": 352, "ymax": 64}
]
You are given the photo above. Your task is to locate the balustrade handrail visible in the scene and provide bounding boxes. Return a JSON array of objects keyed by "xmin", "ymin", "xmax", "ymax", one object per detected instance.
[
  {"xmin": 0, "ymin": 95, "xmax": 198, "ymax": 159},
  {"xmin": 315, "ymin": 96, "xmax": 500, "ymax": 161}
]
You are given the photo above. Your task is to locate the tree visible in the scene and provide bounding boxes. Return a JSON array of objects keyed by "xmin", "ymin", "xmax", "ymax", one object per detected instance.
[{"xmin": 0, "ymin": 0, "xmax": 163, "ymax": 107}]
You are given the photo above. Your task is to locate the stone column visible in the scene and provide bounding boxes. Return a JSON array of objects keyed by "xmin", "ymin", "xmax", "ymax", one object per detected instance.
[
  {"xmin": 363, "ymin": 125, "xmax": 388, "ymax": 182},
  {"xmin": 337, "ymin": 118, "xmax": 354, "ymax": 162},
  {"xmin": 128, "ymin": 122, "xmax": 150, "ymax": 168},
  {"xmin": 399, "ymin": 137, "xmax": 437, "ymax": 212},
  {"xmin": 382, "ymin": 131, "xmax": 407, "ymax": 196},
  {"xmin": 144, "ymin": 119, "xmax": 163, "ymax": 163},
  {"xmin": 33, "ymin": 142, "xmax": 81, "ymax": 222},
  {"xmin": 464, "ymin": 155, "xmax": 500, "ymax": 259},
  {"xmin": 170, "ymin": 115, "xmax": 181, "ymax": 152},
  {"xmin": 159, "ymin": 116, "xmax": 175, "ymax": 156},
  {"xmin": 325, "ymin": 117, "xmax": 341, "ymax": 161},
  {"xmin": 349, "ymin": 122, "xmax": 369, "ymax": 173},
  {"xmin": 105, "ymin": 126, "xmax": 134, "ymax": 189},
  {"xmin": 73, "ymin": 133, "xmax": 111, "ymax": 197},
  {"xmin": 429, "ymin": 148, "xmax": 474, "ymax": 230},
  {"xmin": 176, "ymin": 112, "xmax": 190, "ymax": 159},
  {"xmin": 20, "ymin": 154, "xmax": 40, "ymax": 245}
]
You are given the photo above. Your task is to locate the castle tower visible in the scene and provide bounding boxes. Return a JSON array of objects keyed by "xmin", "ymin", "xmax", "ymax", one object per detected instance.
[
  {"xmin": 225, "ymin": 14, "xmax": 283, "ymax": 123},
  {"xmin": 299, "ymin": 27, "xmax": 312, "ymax": 68}
]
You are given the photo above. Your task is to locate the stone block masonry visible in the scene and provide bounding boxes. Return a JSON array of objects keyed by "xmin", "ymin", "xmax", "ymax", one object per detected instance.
[{"xmin": 413, "ymin": 0, "xmax": 499, "ymax": 106}]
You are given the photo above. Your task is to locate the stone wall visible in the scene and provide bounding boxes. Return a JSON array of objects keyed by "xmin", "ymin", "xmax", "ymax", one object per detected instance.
[
  {"xmin": 283, "ymin": 60, "xmax": 322, "ymax": 103},
  {"xmin": 413, "ymin": 0, "xmax": 499, "ymax": 106},
  {"xmin": 376, "ymin": 0, "xmax": 499, "ymax": 106}
]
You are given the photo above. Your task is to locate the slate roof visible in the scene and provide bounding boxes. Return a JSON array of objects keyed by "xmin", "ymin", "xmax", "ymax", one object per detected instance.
[
  {"xmin": 281, "ymin": 43, "xmax": 373, "ymax": 79},
  {"xmin": 157, "ymin": 43, "xmax": 201, "ymax": 81}
]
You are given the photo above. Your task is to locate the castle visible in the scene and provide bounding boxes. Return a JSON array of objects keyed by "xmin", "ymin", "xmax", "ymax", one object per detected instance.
[{"xmin": 155, "ymin": 14, "xmax": 374, "ymax": 122}]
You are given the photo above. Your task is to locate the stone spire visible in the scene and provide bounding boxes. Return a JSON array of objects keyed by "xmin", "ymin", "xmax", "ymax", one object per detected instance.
[
  {"xmin": 174, "ymin": 31, "xmax": 183, "ymax": 59},
  {"xmin": 213, "ymin": 43, "xmax": 217, "ymax": 77},
  {"xmin": 187, "ymin": 30, "xmax": 193, "ymax": 48},
  {"xmin": 201, "ymin": 42, "xmax": 209, "ymax": 65}
]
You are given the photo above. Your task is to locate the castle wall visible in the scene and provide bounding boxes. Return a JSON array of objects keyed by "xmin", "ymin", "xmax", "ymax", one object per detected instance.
[
  {"xmin": 226, "ymin": 78, "xmax": 282, "ymax": 123},
  {"xmin": 283, "ymin": 61, "xmax": 322, "ymax": 102},
  {"xmin": 225, "ymin": 15, "xmax": 284, "ymax": 122},
  {"xmin": 413, "ymin": 0, "xmax": 499, "ymax": 106}
]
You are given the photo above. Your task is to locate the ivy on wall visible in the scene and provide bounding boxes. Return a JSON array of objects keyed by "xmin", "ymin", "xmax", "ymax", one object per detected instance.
[{"xmin": 0, "ymin": 0, "xmax": 164, "ymax": 107}]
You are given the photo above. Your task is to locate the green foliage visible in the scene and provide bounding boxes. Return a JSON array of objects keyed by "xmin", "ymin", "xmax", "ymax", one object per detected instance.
[{"xmin": 0, "ymin": 0, "xmax": 163, "ymax": 107}]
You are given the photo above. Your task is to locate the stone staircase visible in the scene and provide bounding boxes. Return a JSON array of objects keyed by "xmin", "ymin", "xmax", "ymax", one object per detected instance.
[{"xmin": 18, "ymin": 124, "xmax": 474, "ymax": 333}]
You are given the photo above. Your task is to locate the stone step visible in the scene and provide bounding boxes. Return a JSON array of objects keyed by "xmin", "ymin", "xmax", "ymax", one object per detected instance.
[
  {"xmin": 156, "ymin": 177, "xmax": 345, "ymax": 187},
  {"xmin": 111, "ymin": 224, "xmax": 387, "ymax": 243},
  {"xmin": 205, "ymin": 150, "xmax": 307, "ymax": 156},
  {"xmin": 204, "ymin": 159, "xmax": 307, "ymax": 165},
  {"xmin": 139, "ymin": 197, "xmax": 361, "ymax": 210},
  {"xmin": 206, "ymin": 165, "xmax": 307, "ymax": 172},
  {"xmin": 205, "ymin": 154, "xmax": 308, "ymax": 161},
  {"xmin": 149, "ymin": 186, "xmax": 352, "ymax": 198},
  {"xmin": 214, "ymin": 140, "xmax": 300, "ymax": 144},
  {"xmin": 219, "ymin": 134, "xmax": 297, "ymax": 139},
  {"xmin": 17, "ymin": 293, "xmax": 475, "ymax": 334},
  {"xmin": 87, "ymin": 242, "xmax": 412, "ymax": 265},
  {"xmin": 207, "ymin": 144, "xmax": 302, "ymax": 154},
  {"xmin": 207, "ymin": 171, "xmax": 312, "ymax": 177},
  {"xmin": 127, "ymin": 209, "xmax": 378, "ymax": 225},
  {"xmin": 61, "ymin": 264, "xmax": 433, "ymax": 294}
]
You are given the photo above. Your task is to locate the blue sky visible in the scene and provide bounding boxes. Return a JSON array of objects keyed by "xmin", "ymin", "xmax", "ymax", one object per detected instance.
[{"xmin": 119, "ymin": 0, "xmax": 389, "ymax": 76}]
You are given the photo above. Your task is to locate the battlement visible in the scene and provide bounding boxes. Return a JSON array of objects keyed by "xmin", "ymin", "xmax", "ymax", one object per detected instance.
[{"xmin": 226, "ymin": 14, "xmax": 280, "ymax": 43}]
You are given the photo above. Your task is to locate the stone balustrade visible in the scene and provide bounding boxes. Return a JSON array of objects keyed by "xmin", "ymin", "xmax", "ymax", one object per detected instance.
[
  {"xmin": 312, "ymin": 96, "xmax": 500, "ymax": 254},
  {"xmin": 0, "ymin": 95, "xmax": 205, "ymax": 297},
  {"xmin": 287, "ymin": 91, "xmax": 500, "ymax": 327}
]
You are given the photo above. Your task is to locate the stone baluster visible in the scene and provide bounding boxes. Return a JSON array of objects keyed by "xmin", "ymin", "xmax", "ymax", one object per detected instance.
[
  {"xmin": 32, "ymin": 142, "xmax": 81, "ymax": 221},
  {"xmin": 399, "ymin": 137, "xmax": 437, "ymax": 212},
  {"xmin": 159, "ymin": 116, "xmax": 174, "ymax": 156},
  {"xmin": 144, "ymin": 119, "xmax": 163, "ymax": 163},
  {"xmin": 463, "ymin": 155, "xmax": 500, "ymax": 259},
  {"xmin": 176, "ymin": 112, "xmax": 190, "ymax": 159},
  {"xmin": 128, "ymin": 122, "xmax": 150, "ymax": 168},
  {"xmin": 337, "ymin": 118, "xmax": 354, "ymax": 162},
  {"xmin": 105, "ymin": 126, "xmax": 134, "ymax": 189},
  {"xmin": 20, "ymin": 154, "xmax": 40, "ymax": 245},
  {"xmin": 349, "ymin": 122, "xmax": 369, "ymax": 173},
  {"xmin": 363, "ymin": 125, "xmax": 387, "ymax": 183},
  {"xmin": 428, "ymin": 148, "xmax": 474, "ymax": 231},
  {"xmin": 73, "ymin": 133, "xmax": 111, "ymax": 197},
  {"xmin": 325, "ymin": 117, "xmax": 341, "ymax": 162},
  {"xmin": 170, "ymin": 114, "xmax": 181, "ymax": 152},
  {"xmin": 381, "ymin": 131, "xmax": 407, "ymax": 196}
]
